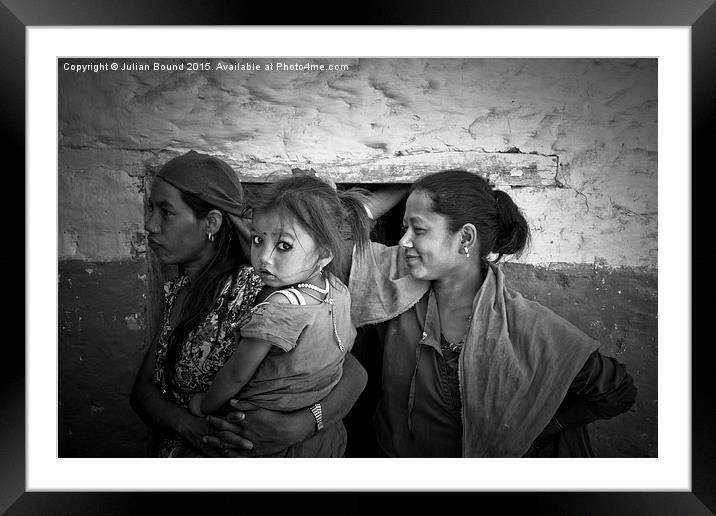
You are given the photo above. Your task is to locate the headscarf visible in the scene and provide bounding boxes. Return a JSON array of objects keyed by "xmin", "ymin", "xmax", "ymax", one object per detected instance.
[{"xmin": 156, "ymin": 150, "xmax": 246, "ymax": 217}]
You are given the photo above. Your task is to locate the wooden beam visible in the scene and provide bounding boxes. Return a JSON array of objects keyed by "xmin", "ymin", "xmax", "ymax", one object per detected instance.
[{"xmin": 226, "ymin": 151, "xmax": 559, "ymax": 187}]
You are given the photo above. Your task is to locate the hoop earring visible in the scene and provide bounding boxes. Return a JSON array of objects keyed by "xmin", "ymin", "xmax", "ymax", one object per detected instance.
[
  {"xmin": 463, "ymin": 246, "xmax": 470, "ymax": 259},
  {"xmin": 207, "ymin": 232, "xmax": 215, "ymax": 242}
]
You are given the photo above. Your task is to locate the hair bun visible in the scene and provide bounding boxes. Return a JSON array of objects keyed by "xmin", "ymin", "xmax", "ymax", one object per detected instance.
[{"xmin": 492, "ymin": 189, "xmax": 530, "ymax": 260}]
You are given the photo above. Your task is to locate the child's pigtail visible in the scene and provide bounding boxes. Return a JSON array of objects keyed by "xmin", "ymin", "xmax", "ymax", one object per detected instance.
[{"xmin": 337, "ymin": 187, "xmax": 373, "ymax": 262}]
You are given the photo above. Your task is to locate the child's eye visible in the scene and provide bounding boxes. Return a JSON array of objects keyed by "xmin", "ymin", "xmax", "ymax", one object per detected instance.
[
  {"xmin": 161, "ymin": 208, "xmax": 172, "ymax": 216},
  {"xmin": 277, "ymin": 241, "xmax": 293, "ymax": 252},
  {"xmin": 251, "ymin": 235, "xmax": 262, "ymax": 246}
]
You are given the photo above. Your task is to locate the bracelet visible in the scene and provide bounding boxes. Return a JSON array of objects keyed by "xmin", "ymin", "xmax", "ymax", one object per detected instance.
[{"xmin": 310, "ymin": 403, "xmax": 324, "ymax": 432}]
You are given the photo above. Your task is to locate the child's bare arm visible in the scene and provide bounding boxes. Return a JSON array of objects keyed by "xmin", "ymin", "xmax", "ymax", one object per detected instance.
[{"xmin": 196, "ymin": 336, "xmax": 273, "ymax": 416}]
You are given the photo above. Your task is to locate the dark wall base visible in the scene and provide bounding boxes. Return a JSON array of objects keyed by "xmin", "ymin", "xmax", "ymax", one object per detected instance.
[
  {"xmin": 58, "ymin": 259, "xmax": 150, "ymax": 457},
  {"xmin": 58, "ymin": 259, "xmax": 656, "ymax": 458}
]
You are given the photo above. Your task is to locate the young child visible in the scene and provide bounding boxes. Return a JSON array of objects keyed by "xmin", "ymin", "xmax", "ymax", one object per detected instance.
[{"xmin": 184, "ymin": 175, "xmax": 372, "ymax": 457}]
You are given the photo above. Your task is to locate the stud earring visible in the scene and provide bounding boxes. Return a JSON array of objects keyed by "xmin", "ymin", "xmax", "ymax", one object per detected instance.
[
  {"xmin": 463, "ymin": 246, "xmax": 470, "ymax": 258},
  {"xmin": 207, "ymin": 232, "xmax": 215, "ymax": 242}
]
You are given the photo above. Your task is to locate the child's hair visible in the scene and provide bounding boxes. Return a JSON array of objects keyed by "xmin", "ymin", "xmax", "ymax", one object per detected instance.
[
  {"xmin": 250, "ymin": 175, "xmax": 373, "ymax": 283},
  {"xmin": 411, "ymin": 169, "xmax": 531, "ymax": 262}
]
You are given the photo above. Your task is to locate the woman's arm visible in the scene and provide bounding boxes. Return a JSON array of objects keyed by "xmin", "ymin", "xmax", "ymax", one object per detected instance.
[
  {"xmin": 191, "ymin": 337, "xmax": 272, "ymax": 416},
  {"xmin": 203, "ymin": 351, "xmax": 368, "ymax": 456},
  {"xmin": 336, "ymin": 184, "xmax": 410, "ymax": 283},
  {"xmin": 363, "ymin": 184, "xmax": 410, "ymax": 221},
  {"xmin": 130, "ymin": 340, "xmax": 223, "ymax": 457},
  {"xmin": 289, "ymin": 167, "xmax": 409, "ymax": 221},
  {"xmin": 532, "ymin": 350, "xmax": 637, "ymax": 447}
]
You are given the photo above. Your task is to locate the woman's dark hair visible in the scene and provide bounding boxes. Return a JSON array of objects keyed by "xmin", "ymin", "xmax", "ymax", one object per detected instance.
[
  {"xmin": 410, "ymin": 169, "xmax": 531, "ymax": 262},
  {"xmin": 250, "ymin": 175, "xmax": 373, "ymax": 284},
  {"xmin": 164, "ymin": 192, "xmax": 248, "ymax": 386}
]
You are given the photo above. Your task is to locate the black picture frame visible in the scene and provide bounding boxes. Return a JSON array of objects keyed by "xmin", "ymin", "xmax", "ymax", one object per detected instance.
[{"xmin": 5, "ymin": 1, "xmax": 713, "ymax": 514}]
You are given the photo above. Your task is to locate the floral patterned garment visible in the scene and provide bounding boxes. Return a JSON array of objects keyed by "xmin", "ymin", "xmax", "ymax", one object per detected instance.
[{"xmin": 152, "ymin": 265, "xmax": 263, "ymax": 410}]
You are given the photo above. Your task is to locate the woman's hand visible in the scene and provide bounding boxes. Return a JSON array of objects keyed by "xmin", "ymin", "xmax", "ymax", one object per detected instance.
[
  {"xmin": 131, "ymin": 339, "xmax": 224, "ymax": 456},
  {"xmin": 203, "ymin": 400, "xmax": 314, "ymax": 457},
  {"xmin": 176, "ymin": 412, "xmax": 225, "ymax": 458},
  {"xmin": 188, "ymin": 392, "xmax": 206, "ymax": 417},
  {"xmin": 202, "ymin": 354, "xmax": 367, "ymax": 457}
]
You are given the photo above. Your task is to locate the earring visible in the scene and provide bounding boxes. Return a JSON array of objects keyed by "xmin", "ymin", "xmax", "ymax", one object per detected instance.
[
  {"xmin": 207, "ymin": 232, "xmax": 215, "ymax": 242},
  {"xmin": 463, "ymin": 246, "xmax": 470, "ymax": 258}
]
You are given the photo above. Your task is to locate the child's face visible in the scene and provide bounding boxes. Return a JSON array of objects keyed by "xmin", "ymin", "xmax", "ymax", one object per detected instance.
[{"xmin": 250, "ymin": 209, "xmax": 324, "ymax": 287}]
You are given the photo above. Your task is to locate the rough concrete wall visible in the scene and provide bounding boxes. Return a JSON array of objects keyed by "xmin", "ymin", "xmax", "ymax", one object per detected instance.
[
  {"xmin": 58, "ymin": 260, "xmax": 150, "ymax": 457},
  {"xmin": 59, "ymin": 58, "xmax": 657, "ymax": 267},
  {"xmin": 58, "ymin": 58, "xmax": 657, "ymax": 457}
]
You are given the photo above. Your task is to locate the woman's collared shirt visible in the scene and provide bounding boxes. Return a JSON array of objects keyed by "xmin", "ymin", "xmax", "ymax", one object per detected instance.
[{"xmin": 373, "ymin": 292, "xmax": 464, "ymax": 456}]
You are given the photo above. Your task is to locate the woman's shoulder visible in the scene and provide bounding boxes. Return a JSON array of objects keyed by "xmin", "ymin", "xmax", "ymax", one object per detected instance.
[
  {"xmin": 223, "ymin": 266, "xmax": 263, "ymax": 307},
  {"xmin": 236, "ymin": 265, "xmax": 261, "ymax": 282},
  {"xmin": 349, "ymin": 241, "xmax": 429, "ymax": 326},
  {"xmin": 500, "ymin": 279, "xmax": 571, "ymax": 323},
  {"xmin": 234, "ymin": 264, "xmax": 259, "ymax": 280},
  {"xmin": 163, "ymin": 273, "xmax": 188, "ymax": 299},
  {"xmin": 351, "ymin": 241, "xmax": 418, "ymax": 285},
  {"xmin": 496, "ymin": 271, "xmax": 599, "ymax": 352},
  {"xmin": 226, "ymin": 265, "xmax": 261, "ymax": 291},
  {"xmin": 328, "ymin": 274, "xmax": 349, "ymax": 294},
  {"xmin": 486, "ymin": 262, "xmax": 552, "ymax": 313}
]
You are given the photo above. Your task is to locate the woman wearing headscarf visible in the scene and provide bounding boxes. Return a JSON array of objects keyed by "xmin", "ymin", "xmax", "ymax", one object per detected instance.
[{"xmin": 130, "ymin": 151, "xmax": 367, "ymax": 457}]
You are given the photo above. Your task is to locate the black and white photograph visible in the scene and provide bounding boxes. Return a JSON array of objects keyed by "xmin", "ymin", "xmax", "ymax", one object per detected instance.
[
  {"xmin": 5, "ymin": 8, "xmax": 712, "ymax": 514},
  {"xmin": 57, "ymin": 57, "xmax": 655, "ymax": 459}
]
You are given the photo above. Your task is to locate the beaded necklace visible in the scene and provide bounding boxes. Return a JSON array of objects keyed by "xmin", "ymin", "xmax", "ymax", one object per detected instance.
[{"xmin": 295, "ymin": 276, "xmax": 345, "ymax": 352}]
